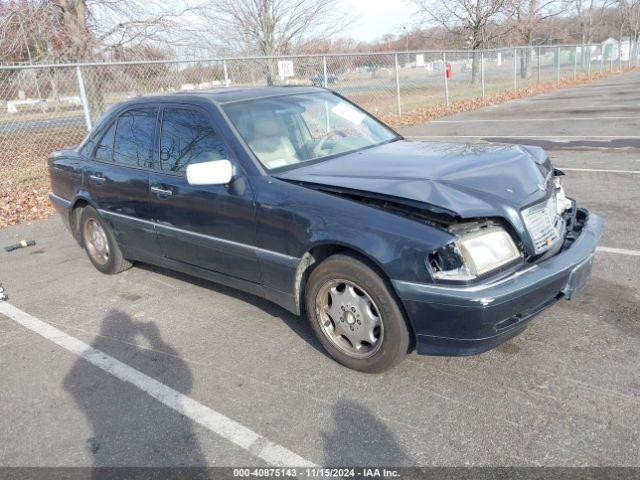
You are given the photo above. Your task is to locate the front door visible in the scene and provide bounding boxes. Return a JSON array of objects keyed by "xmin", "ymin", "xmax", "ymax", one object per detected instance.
[{"xmin": 148, "ymin": 106, "xmax": 260, "ymax": 283}]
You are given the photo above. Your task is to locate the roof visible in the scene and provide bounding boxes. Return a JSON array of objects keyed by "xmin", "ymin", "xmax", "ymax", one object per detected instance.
[
  {"xmin": 113, "ymin": 86, "xmax": 325, "ymax": 109},
  {"xmin": 184, "ymin": 85, "xmax": 325, "ymax": 104},
  {"xmin": 92, "ymin": 86, "xmax": 330, "ymax": 131}
]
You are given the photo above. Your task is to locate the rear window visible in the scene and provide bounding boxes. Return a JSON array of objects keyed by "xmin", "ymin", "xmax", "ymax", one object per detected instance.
[
  {"xmin": 94, "ymin": 123, "xmax": 116, "ymax": 162},
  {"xmin": 113, "ymin": 108, "xmax": 157, "ymax": 168}
]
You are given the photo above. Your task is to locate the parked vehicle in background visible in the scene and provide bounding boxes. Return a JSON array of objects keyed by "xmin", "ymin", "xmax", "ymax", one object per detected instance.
[
  {"xmin": 48, "ymin": 86, "xmax": 602, "ymax": 373},
  {"xmin": 311, "ymin": 74, "xmax": 338, "ymax": 87}
]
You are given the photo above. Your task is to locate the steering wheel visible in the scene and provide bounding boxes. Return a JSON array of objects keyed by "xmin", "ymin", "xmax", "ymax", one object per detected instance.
[{"xmin": 312, "ymin": 130, "xmax": 348, "ymax": 158}]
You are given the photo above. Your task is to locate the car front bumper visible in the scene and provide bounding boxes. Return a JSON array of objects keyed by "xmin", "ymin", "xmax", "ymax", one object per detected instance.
[{"xmin": 392, "ymin": 212, "xmax": 603, "ymax": 356}]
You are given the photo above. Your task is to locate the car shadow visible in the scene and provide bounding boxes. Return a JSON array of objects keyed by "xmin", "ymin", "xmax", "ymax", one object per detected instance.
[
  {"xmin": 321, "ymin": 399, "xmax": 408, "ymax": 466},
  {"xmin": 135, "ymin": 263, "xmax": 326, "ymax": 356},
  {"xmin": 63, "ymin": 309, "xmax": 211, "ymax": 473}
]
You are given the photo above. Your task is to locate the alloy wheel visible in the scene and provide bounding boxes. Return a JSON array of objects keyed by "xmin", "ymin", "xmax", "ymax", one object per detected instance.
[{"xmin": 315, "ymin": 279, "xmax": 384, "ymax": 358}]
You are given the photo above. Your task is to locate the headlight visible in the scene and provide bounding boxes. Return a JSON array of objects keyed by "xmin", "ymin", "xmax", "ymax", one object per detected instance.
[
  {"xmin": 428, "ymin": 226, "xmax": 521, "ymax": 281},
  {"xmin": 553, "ymin": 173, "xmax": 573, "ymax": 215}
]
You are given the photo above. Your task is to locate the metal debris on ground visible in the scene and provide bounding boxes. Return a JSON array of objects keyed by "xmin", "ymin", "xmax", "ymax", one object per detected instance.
[{"xmin": 4, "ymin": 240, "xmax": 36, "ymax": 252}]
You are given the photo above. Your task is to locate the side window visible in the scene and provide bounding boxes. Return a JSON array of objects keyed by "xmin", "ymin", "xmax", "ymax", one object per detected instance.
[
  {"xmin": 113, "ymin": 108, "xmax": 156, "ymax": 168},
  {"xmin": 94, "ymin": 123, "xmax": 115, "ymax": 162},
  {"xmin": 160, "ymin": 108, "xmax": 228, "ymax": 173}
]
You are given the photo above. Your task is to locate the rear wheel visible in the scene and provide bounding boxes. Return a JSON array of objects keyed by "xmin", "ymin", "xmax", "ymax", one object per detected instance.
[
  {"xmin": 305, "ymin": 254, "xmax": 410, "ymax": 373},
  {"xmin": 80, "ymin": 206, "xmax": 132, "ymax": 274}
]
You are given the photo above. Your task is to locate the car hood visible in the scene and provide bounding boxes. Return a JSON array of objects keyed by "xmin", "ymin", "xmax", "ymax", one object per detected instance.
[{"xmin": 273, "ymin": 140, "xmax": 552, "ymax": 221}]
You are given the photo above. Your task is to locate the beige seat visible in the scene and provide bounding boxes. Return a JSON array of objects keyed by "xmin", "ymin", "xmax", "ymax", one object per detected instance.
[{"xmin": 245, "ymin": 111, "xmax": 299, "ymax": 168}]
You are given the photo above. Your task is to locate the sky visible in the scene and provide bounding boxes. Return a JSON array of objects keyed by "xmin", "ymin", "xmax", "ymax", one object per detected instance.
[{"xmin": 339, "ymin": 0, "xmax": 421, "ymax": 42}]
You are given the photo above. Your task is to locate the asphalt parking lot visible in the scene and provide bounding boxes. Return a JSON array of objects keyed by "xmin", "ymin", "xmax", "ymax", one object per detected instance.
[{"xmin": 1, "ymin": 70, "xmax": 639, "ymax": 468}]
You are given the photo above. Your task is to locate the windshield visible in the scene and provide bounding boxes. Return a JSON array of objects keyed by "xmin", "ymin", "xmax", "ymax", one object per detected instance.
[{"xmin": 223, "ymin": 92, "xmax": 399, "ymax": 170}]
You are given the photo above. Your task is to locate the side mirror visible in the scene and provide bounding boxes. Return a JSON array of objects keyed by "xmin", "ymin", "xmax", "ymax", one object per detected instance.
[{"xmin": 186, "ymin": 160, "xmax": 233, "ymax": 186}]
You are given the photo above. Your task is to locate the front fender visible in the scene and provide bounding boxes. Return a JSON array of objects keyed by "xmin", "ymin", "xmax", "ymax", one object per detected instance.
[{"xmin": 253, "ymin": 177, "xmax": 455, "ymax": 302}]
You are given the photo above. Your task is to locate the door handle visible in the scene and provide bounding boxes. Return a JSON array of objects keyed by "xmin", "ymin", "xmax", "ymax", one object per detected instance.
[
  {"xmin": 150, "ymin": 186, "xmax": 173, "ymax": 197},
  {"xmin": 89, "ymin": 174, "xmax": 105, "ymax": 185}
]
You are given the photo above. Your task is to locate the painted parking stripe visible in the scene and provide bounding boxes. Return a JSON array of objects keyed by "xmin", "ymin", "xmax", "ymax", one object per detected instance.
[
  {"xmin": 431, "ymin": 116, "xmax": 640, "ymax": 123},
  {"xmin": 0, "ymin": 302, "xmax": 315, "ymax": 467},
  {"xmin": 597, "ymin": 246, "xmax": 640, "ymax": 257},
  {"xmin": 405, "ymin": 135, "xmax": 640, "ymax": 139},
  {"xmin": 558, "ymin": 167, "xmax": 640, "ymax": 174}
]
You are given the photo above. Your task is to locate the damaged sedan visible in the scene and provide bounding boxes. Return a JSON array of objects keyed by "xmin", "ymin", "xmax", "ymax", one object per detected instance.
[{"xmin": 48, "ymin": 87, "xmax": 602, "ymax": 372}]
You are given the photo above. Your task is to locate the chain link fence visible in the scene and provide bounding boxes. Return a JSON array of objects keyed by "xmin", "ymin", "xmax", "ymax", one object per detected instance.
[{"xmin": 1, "ymin": 42, "xmax": 638, "ymax": 196}]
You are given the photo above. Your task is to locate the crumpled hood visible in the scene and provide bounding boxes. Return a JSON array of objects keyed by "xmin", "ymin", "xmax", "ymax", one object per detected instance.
[{"xmin": 274, "ymin": 140, "xmax": 552, "ymax": 219}]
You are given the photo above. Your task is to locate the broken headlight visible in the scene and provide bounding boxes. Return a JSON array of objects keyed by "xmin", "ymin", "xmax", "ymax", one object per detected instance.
[
  {"xmin": 553, "ymin": 172, "xmax": 573, "ymax": 215},
  {"xmin": 428, "ymin": 226, "xmax": 521, "ymax": 282}
]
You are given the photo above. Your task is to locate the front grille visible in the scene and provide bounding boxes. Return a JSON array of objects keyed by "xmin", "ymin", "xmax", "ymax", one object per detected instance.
[{"xmin": 522, "ymin": 196, "xmax": 563, "ymax": 255}]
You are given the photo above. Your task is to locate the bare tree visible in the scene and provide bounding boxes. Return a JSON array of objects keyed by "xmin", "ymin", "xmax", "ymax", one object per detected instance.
[
  {"xmin": 200, "ymin": 0, "xmax": 353, "ymax": 84},
  {"xmin": 570, "ymin": 0, "xmax": 609, "ymax": 44},
  {"xmin": 0, "ymin": 1, "xmax": 67, "ymax": 64},
  {"xmin": 412, "ymin": 0, "xmax": 508, "ymax": 84},
  {"xmin": 612, "ymin": 0, "xmax": 640, "ymax": 47},
  {"xmin": 507, "ymin": 0, "xmax": 563, "ymax": 77},
  {"xmin": 1, "ymin": 0, "xmax": 196, "ymax": 119}
]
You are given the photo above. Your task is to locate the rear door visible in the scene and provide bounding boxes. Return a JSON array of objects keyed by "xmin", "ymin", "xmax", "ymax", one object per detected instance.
[
  {"xmin": 82, "ymin": 107, "xmax": 160, "ymax": 261},
  {"xmin": 148, "ymin": 105, "xmax": 260, "ymax": 283}
]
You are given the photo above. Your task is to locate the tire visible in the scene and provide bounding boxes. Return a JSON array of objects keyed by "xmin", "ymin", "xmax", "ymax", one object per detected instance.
[
  {"xmin": 305, "ymin": 253, "xmax": 410, "ymax": 373},
  {"xmin": 79, "ymin": 206, "xmax": 132, "ymax": 274}
]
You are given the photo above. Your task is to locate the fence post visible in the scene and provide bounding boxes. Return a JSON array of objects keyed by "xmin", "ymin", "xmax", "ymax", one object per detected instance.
[
  {"xmin": 587, "ymin": 45, "xmax": 592, "ymax": 77},
  {"xmin": 537, "ymin": 46, "xmax": 541, "ymax": 86},
  {"xmin": 573, "ymin": 45, "xmax": 578, "ymax": 78},
  {"xmin": 556, "ymin": 46, "xmax": 561, "ymax": 83},
  {"xmin": 323, "ymin": 56, "xmax": 328, "ymax": 88},
  {"xmin": 619, "ymin": 42, "xmax": 623, "ymax": 70},
  {"xmin": 481, "ymin": 51, "xmax": 485, "ymax": 99},
  {"xmin": 394, "ymin": 53, "xmax": 402, "ymax": 116},
  {"xmin": 600, "ymin": 48, "xmax": 604, "ymax": 71},
  {"xmin": 76, "ymin": 66, "xmax": 92, "ymax": 132},
  {"xmin": 513, "ymin": 48, "xmax": 517, "ymax": 91},
  {"xmin": 442, "ymin": 52, "xmax": 449, "ymax": 106},
  {"xmin": 223, "ymin": 60, "xmax": 230, "ymax": 87}
]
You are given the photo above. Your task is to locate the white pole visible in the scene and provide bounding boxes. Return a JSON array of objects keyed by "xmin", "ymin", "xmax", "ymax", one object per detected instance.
[
  {"xmin": 573, "ymin": 45, "xmax": 578, "ymax": 78},
  {"xmin": 394, "ymin": 53, "xmax": 401, "ymax": 115},
  {"xmin": 223, "ymin": 60, "xmax": 230, "ymax": 87},
  {"xmin": 76, "ymin": 66, "xmax": 92, "ymax": 132},
  {"xmin": 481, "ymin": 51, "xmax": 485, "ymax": 99},
  {"xmin": 513, "ymin": 47, "xmax": 517, "ymax": 91},
  {"xmin": 323, "ymin": 56, "xmax": 328, "ymax": 88},
  {"xmin": 537, "ymin": 46, "xmax": 541, "ymax": 86},
  {"xmin": 443, "ymin": 52, "xmax": 449, "ymax": 106},
  {"xmin": 556, "ymin": 46, "xmax": 561, "ymax": 83},
  {"xmin": 619, "ymin": 41, "xmax": 623, "ymax": 70}
]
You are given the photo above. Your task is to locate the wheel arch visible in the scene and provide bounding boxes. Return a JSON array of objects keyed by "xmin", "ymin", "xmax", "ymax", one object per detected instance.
[
  {"xmin": 69, "ymin": 194, "xmax": 98, "ymax": 245},
  {"xmin": 293, "ymin": 241, "xmax": 394, "ymax": 312},
  {"xmin": 294, "ymin": 241, "xmax": 416, "ymax": 351}
]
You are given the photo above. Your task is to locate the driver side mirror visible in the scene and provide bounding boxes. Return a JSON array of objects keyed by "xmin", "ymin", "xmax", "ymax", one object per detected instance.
[{"xmin": 186, "ymin": 160, "xmax": 233, "ymax": 186}]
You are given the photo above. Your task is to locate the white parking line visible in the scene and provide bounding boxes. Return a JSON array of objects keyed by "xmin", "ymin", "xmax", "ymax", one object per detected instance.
[
  {"xmin": 597, "ymin": 246, "xmax": 640, "ymax": 257},
  {"xmin": 406, "ymin": 135, "xmax": 640, "ymax": 139},
  {"xmin": 558, "ymin": 167, "xmax": 640, "ymax": 174},
  {"xmin": 0, "ymin": 302, "xmax": 314, "ymax": 467},
  {"xmin": 431, "ymin": 116, "xmax": 640, "ymax": 123}
]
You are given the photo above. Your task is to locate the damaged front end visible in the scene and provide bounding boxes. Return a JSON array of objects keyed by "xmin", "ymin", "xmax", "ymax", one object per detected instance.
[
  {"xmin": 289, "ymin": 168, "xmax": 590, "ymax": 291},
  {"xmin": 284, "ymin": 181, "xmax": 461, "ymax": 226}
]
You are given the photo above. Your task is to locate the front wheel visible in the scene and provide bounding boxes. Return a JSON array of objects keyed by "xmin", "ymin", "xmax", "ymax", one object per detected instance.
[{"xmin": 305, "ymin": 254, "xmax": 410, "ymax": 373}]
